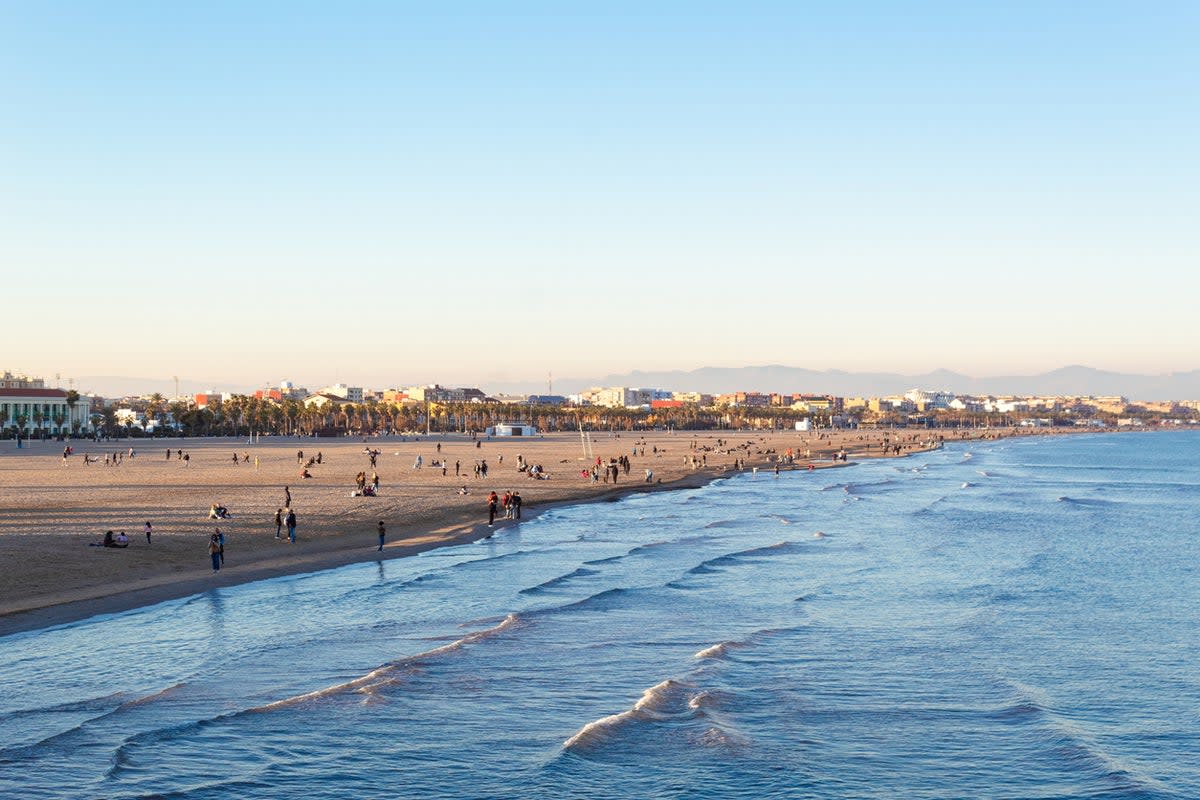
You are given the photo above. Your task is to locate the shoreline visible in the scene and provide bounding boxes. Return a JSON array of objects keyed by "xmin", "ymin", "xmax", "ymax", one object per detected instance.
[{"xmin": 0, "ymin": 427, "xmax": 1122, "ymax": 637}]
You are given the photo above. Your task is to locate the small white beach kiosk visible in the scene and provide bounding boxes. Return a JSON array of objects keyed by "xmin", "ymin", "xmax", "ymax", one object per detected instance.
[{"xmin": 487, "ymin": 422, "xmax": 537, "ymax": 437}]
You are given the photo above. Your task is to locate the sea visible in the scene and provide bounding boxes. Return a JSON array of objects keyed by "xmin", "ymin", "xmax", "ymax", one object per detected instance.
[{"xmin": 1, "ymin": 431, "xmax": 1197, "ymax": 799}]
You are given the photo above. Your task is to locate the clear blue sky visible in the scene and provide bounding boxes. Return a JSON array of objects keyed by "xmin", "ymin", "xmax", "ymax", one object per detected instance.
[{"xmin": 3, "ymin": 2, "xmax": 1197, "ymax": 392}]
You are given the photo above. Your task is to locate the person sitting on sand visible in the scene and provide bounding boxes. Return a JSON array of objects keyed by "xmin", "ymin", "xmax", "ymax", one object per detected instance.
[
  {"xmin": 102, "ymin": 530, "xmax": 115, "ymax": 547},
  {"xmin": 114, "ymin": 531, "xmax": 129, "ymax": 547},
  {"xmin": 208, "ymin": 503, "xmax": 231, "ymax": 520},
  {"xmin": 458, "ymin": 486, "xmax": 469, "ymax": 495},
  {"xmin": 300, "ymin": 468, "xmax": 312, "ymax": 478}
]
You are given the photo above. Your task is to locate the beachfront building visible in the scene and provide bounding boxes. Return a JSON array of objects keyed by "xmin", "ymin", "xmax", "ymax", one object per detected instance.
[
  {"xmin": 670, "ymin": 391, "xmax": 711, "ymax": 405},
  {"xmin": 789, "ymin": 394, "xmax": 839, "ymax": 413},
  {"xmin": 714, "ymin": 392, "xmax": 771, "ymax": 408},
  {"xmin": 904, "ymin": 389, "xmax": 955, "ymax": 411},
  {"xmin": 320, "ymin": 384, "xmax": 364, "ymax": 403},
  {"xmin": 486, "ymin": 423, "xmax": 538, "ymax": 437},
  {"xmin": 404, "ymin": 385, "xmax": 460, "ymax": 403},
  {"xmin": 577, "ymin": 386, "xmax": 669, "ymax": 408},
  {"xmin": 303, "ymin": 393, "xmax": 352, "ymax": 410},
  {"xmin": 0, "ymin": 372, "xmax": 89, "ymax": 437}
]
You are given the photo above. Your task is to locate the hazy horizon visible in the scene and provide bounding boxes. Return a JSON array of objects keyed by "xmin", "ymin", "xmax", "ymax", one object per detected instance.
[{"xmin": 4, "ymin": 3, "xmax": 1197, "ymax": 385}]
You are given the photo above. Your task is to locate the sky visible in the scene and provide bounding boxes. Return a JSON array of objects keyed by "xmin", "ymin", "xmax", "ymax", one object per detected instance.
[{"xmin": 3, "ymin": 2, "xmax": 1198, "ymax": 393}]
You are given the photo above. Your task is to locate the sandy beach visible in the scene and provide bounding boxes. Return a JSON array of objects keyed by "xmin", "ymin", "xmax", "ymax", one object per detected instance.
[{"xmin": 0, "ymin": 426, "xmax": 1076, "ymax": 635}]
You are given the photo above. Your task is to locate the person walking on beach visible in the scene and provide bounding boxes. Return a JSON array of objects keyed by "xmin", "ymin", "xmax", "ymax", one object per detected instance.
[
  {"xmin": 274, "ymin": 508, "xmax": 283, "ymax": 539},
  {"xmin": 284, "ymin": 485, "xmax": 292, "ymax": 507},
  {"xmin": 377, "ymin": 520, "xmax": 386, "ymax": 551},
  {"xmin": 487, "ymin": 491, "xmax": 498, "ymax": 527},
  {"xmin": 144, "ymin": 521, "xmax": 153, "ymax": 544},
  {"xmin": 216, "ymin": 528, "xmax": 225, "ymax": 565},
  {"xmin": 286, "ymin": 509, "xmax": 297, "ymax": 543},
  {"xmin": 208, "ymin": 533, "xmax": 221, "ymax": 572}
]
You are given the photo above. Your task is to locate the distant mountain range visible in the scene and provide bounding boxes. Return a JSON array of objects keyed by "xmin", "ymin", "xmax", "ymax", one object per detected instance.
[{"xmin": 74, "ymin": 365, "xmax": 1200, "ymax": 402}]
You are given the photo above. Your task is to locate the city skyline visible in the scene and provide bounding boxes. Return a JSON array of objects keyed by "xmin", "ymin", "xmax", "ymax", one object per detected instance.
[{"xmin": 4, "ymin": 3, "xmax": 1198, "ymax": 385}]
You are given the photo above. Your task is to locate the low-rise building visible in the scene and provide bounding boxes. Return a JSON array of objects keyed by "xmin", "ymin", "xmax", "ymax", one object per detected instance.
[{"xmin": 0, "ymin": 372, "xmax": 89, "ymax": 435}]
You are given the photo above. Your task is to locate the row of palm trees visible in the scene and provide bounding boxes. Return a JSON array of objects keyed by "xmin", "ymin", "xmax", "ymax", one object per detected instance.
[{"xmin": 51, "ymin": 392, "xmax": 1196, "ymax": 441}]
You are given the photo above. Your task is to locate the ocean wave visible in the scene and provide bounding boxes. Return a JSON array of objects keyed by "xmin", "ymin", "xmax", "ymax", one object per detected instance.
[
  {"xmin": 0, "ymin": 691, "xmax": 129, "ymax": 725},
  {"xmin": 547, "ymin": 587, "xmax": 636, "ymax": 614},
  {"xmin": 562, "ymin": 679, "xmax": 747, "ymax": 755},
  {"xmin": 694, "ymin": 641, "xmax": 745, "ymax": 659},
  {"xmin": 1056, "ymin": 496, "xmax": 1118, "ymax": 507},
  {"xmin": 996, "ymin": 680, "xmax": 1173, "ymax": 796},
  {"xmin": 0, "ymin": 682, "xmax": 190, "ymax": 762},
  {"xmin": 245, "ymin": 613, "xmax": 525, "ymax": 713},
  {"xmin": 686, "ymin": 541, "xmax": 802, "ymax": 574},
  {"xmin": 518, "ymin": 567, "xmax": 600, "ymax": 595},
  {"xmin": 562, "ymin": 678, "xmax": 697, "ymax": 751},
  {"xmin": 845, "ymin": 480, "xmax": 903, "ymax": 495}
]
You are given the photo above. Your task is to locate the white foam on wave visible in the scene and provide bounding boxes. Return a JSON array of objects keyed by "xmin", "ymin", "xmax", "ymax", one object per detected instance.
[
  {"xmin": 248, "ymin": 613, "xmax": 524, "ymax": 712},
  {"xmin": 694, "ymin": 641, "xmax": 743, "ymax": 659},
  {"xmin": 563, "ymin": 679, "xmax": 696, "ymax": 750}
]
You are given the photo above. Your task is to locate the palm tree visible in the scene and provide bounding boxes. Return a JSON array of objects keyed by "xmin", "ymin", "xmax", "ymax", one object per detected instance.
[
  {"xmin": 65, "ymin": 390, "xmax": 80, "ymax": 435},
  {"xmin": 168, "ymin": 400, "xmax": 190, "ymax": 434}
]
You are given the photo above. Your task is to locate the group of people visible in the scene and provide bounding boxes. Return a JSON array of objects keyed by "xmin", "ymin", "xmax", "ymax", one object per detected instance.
[
  {"xmin": 273, "ymin": 507, "xmax": 298, "ymax": 543},
  {"xmin": 90, "ymin": 522, "xmax": 154, "ymax": 548},
  {"xmin": 353, "ymin": 471, "xmax": 380, "ymax": 496},
  {"xmin": 485, "ymin": 490, "xmax": 522, "ymax": 526}
]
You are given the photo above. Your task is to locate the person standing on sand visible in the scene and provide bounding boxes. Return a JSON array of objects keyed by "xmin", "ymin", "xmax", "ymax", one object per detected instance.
[
  {"xmin": 216, "ymin": 528, "xmax": 225, "ymax": 565},
  {"xmin": 274, "ymin": 508, "xmax": 283, "ymax": 539},
  {"xmin": 511, "ymin": 491, "xmax": 522, "ymax": 520},
  {"xmin": 284, "ymin": 485, "xmax": 292, "ymax": 507},
  {"xmin": 286, "ymin": 509, "xmax": 297, "ymax": 543},
  {"xmin": 208, "ymin": 534, "xmax": 221, "ymax": 572},
  {"xmin": 144, "ymin": 521, "xmax": 153, "ymax": 544},
  {"xmin": 487, "ymin": 491, "xmax": 498, "ymax": 527},
  {"xmin": 377, "ymin": 520, "xmax": 386, "ymax": 551}
]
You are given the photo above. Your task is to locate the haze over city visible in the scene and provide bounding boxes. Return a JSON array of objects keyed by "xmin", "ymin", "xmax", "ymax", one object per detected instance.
[{"xmin": 4, "ymin": 3, "xmax": 1198, "ymax": 389}]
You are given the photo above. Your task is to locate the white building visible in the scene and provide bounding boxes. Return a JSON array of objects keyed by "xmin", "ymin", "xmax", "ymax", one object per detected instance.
[
  {"xmin": 486, "ymin": 423, "xmax": 538, "ymax": 437},
  {"xmin": 320, "ymin": 384, "xmax": 364, "ymax": 403},
  {"xmin": 580, "ymin": 386, "xmax": 668, "ymax": 408},
  {"xmin": 0, "ymin": 372, "xmax": 89, "ymax": 436}
]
